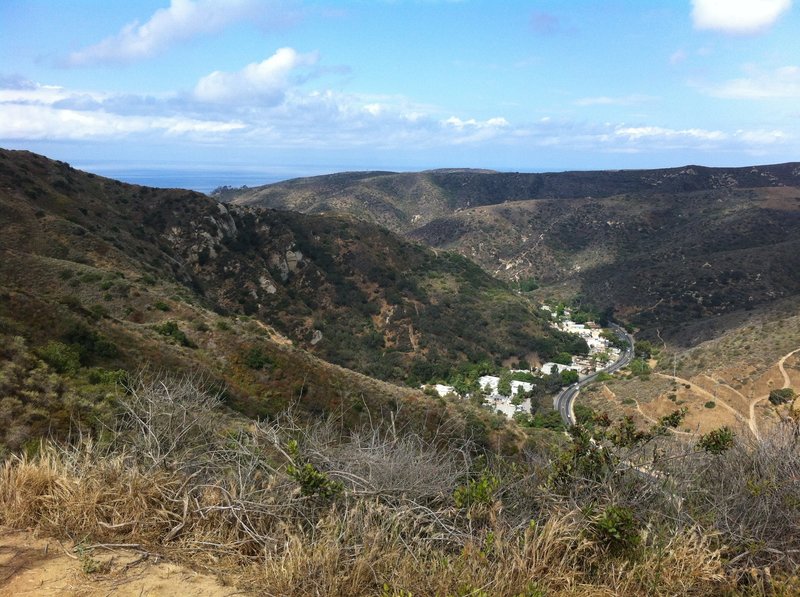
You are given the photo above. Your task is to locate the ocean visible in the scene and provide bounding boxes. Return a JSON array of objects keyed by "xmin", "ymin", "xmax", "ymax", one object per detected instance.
[{"xmin": 77, "ymin": 166, "xmax": 333, "ymax": 195}]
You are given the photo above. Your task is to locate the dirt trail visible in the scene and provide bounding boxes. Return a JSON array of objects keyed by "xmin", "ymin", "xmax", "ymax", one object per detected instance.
[
  {"xmin": 697, "ymin": 374, "xmax": 750, "ymax": 413},
  {"xmin": 601, "ymin": 384, "xmax": 692, "ymax": 436},
  {"xmin": 778, "ymin": 348, "xmax": 800, "ymax": 388},
  {"xmin": 656, "ymin": 373, "xmax": 752, "ymax": 436},
  {"xmin": 0, "ymin": 529, "xmax": 243, "ymax": 597},
  {"xmin": 749, "ymin": 348, "xmax": 800, "ymax": 439}
]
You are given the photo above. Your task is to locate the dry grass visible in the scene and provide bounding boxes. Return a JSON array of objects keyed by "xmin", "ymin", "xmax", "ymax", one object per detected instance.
[{"xmin": 2, "ymin": 372, "xmax": 798, "ymax": 595}]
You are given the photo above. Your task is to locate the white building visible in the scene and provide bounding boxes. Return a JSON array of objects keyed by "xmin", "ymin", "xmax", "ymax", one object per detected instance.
[
  {"xmin": 478, "ymin": 375, "xmax": 534, "ymax": 397},
  {"xmin": 422, "ymin": 384, "xmax": 457, "ymax": 397},
  {"xmin": 541, "ymin": 362, "xmax": 580, "ymax": 375}
]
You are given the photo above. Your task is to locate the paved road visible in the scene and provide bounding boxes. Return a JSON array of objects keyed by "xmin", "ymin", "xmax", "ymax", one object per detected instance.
[{"xmin": 555, "ymin": 323, "xmax": 635, "ymax": 426}]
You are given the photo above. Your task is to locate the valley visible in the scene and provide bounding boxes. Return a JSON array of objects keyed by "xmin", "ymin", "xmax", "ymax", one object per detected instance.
[
  {"xmin": 1, "ymin": 149, "xmax": 799, "ymax": 596},
  {"xmin": 5, "ymin": 2, "xmax": 800, "ymax": 594}
]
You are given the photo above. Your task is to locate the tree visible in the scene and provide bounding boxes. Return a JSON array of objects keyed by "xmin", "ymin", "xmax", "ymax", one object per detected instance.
[
  {"xmin": 552, "ymin": 352, "xmax": 573, "ymax": 366},
  {"xmin": 634, "ymin": 340, "xmax": 655, "ymax": 359},
  {"xmin": 601, "ymin": 330, "xmax": 628, "ymax": 350},
  {"xmin": 629, "ymin": 358, "xmax": 651, "ymax": 377},
  {"xmin": 497, "ymin": 371, "xmax": 512, "ymax": 396},
  {"xmin": 561, "ymin": 369, "xmax": 579, "ymax": 385}
]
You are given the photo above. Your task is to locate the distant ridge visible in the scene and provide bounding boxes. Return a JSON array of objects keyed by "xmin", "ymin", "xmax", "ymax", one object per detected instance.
[{"xmin": 222, "ymin": 161, "xmax": 800, "ymax": 344}]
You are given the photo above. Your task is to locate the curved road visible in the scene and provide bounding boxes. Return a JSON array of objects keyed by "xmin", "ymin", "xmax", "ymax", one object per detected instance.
[{"xmin": 555, "ymin": 323, "xmax": 635, "ymax": 426}]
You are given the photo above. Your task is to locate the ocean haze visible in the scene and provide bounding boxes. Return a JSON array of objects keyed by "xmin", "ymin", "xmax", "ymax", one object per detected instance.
[{"xmin": 75, "ymin": 165, "xmax": 314, "ymax": 194}]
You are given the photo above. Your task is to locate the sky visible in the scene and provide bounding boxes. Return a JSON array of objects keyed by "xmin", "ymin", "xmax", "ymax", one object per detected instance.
[{"xmin": 1, "ymin": 0, "xmax": 799, "ymax": 181}]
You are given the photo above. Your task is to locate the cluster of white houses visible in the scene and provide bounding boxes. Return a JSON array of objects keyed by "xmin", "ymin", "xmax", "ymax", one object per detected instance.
[{"xmin": 423, "ymin": 306, "xmax": 621, "ymax": 419}]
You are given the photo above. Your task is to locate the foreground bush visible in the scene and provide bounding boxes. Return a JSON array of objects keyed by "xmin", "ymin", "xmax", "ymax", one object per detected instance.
[{"xmin": 1, "ymin": 372, "xmax": 799, "ymax": 595}]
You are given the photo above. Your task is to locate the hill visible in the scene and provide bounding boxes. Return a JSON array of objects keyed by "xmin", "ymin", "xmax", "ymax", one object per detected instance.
[
  {"xmin": 3, "ymin": 150, "xmax": 800, "ymax": 595},
  {"xmin": 0, "ymin": 148, "xmax": 587, "ymax": 455},
  {"xmin": 225, "ymin": 165, "xmax": 800, "ymax": 342}
]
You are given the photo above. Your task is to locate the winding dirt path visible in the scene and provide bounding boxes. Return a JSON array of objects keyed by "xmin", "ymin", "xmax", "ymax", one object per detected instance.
[
  {"xmin": 749, "ymin": 348, "xmax": 800, "ymax": 439},
  {"xmin": 656, "ymin": 373, "xmax": 753, "ymax": 436},
  {"xmin": 602, "ymin": 384, "xmax": 692, "ymax": 436},
  {"xmin": 778, "ymin": 348, "xmax": 799, "ymax": 388}
]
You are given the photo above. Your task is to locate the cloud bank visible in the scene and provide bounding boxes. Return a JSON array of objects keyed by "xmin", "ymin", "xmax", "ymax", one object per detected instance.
[{"xmin": 691, "ymin": 0, "xmax": 792, "ymax": 34}]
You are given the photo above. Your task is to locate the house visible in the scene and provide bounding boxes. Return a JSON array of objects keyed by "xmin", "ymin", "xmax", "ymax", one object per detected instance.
[
  {"xmin": 541, "ymin": 362, "xmax": 580, "ymax": 375},
  {"xmin": 422, "ymin": 384, "xmax": 457, "ymax": 397},
  {"xmin": 478, "ymin": 375, "xmax": 500, "ymax": 394}
]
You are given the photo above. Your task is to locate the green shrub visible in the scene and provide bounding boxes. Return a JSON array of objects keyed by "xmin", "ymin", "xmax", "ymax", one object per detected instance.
[
  {"xmin": 86, "ymin": 368, "xmax": 128, "ymax": 386},
  {"xmin": 64, "ymin": 323, "xmax": 118, "ymax": 360},
  {"xmin": 243, "ymin": 347, "xmax": 272, "ymax": 370},
  {"xmin": 37, "ymin": 341, "xmax": 81, "ymax": 374},
  {"xmin": 698, "ymin": 427, "xmax": 735, "ymax": 455},
  {"xmin": 153, "ymin": 301, "xmax": 170, "ymax": 312},
  {"xmin": 286, "ymin": 439, "xmax": 343, "ymax": 499},
  {"xmin": 769, "ymin": 388, "xmax": 795, "ymax": 405},
  {"xmin": 629, "ymin": 358, "xmax": 651, "ymax": 376},
  {"xmin": 704, "ymin": 401, "xmax": 716, "ymax": 409},
  {"xmin": 152, "ymin": 321, "xmax": 193, "ymax": 347},
  {"xmin": 453, "ymin": 472, "xmax": 499, "ymax": 508},
  {"xmin": 591, "ymin": 505, "xmax": 641, "ymax": 555}
]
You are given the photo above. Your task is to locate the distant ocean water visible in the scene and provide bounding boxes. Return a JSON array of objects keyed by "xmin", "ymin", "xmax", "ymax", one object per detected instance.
[{"xmin": 79, "ymin": 166, "xmax": 324, "ymax": 195}]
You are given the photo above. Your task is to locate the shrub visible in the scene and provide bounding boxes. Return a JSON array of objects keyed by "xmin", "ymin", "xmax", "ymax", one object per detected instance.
[
  {"xmin": 243, "ymin": 347, "xmax": 272, "ymax": 370},
  {"xmin": 36, "ymin": 341, "xmax": 81, "ymax": 374},
  {"xmin": 286, "ymin": 439, "xmax": 343, "ymax": 499},
  {"xmin": 629, "ymin": 358, "xmax": 651, "ymax": 376},
  {"xmin": 704, "ymin": 401, "xmax": 716, "ymax": 409},
  {"xmin": 769, "ymin": 388, "xmax": 796, "ymax": 405},
  {"xmin": 591, "ymin": 505, "xmax": 641, "ymax": 555},
  {"xmin": 152, "ymin": 321, "xmax": 193, "ymax": 347},
  {"xmin": 64, "ymin": 323, "xmax": 119, "ymax": 361},
  {"xmin": 698, "ymin": 427, "xmax": 735, "ymax": 454},
  {"xmin": 453, "ymin": 472, "xmax": 499, "ymax": 508},
  {"xmin": 153, "ymin": 301, "xmax": 170, "ymax": 312},
  {"xmin": 86, "ymin": 368, "xmax": 128, "ymax": 386}
]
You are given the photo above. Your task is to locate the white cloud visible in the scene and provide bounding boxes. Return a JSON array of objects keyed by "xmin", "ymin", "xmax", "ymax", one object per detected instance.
[
  {"xmin": 614, "ymin": 125, "xmax": 726, "ymax": 142},
  {"xmin": 0, "ymin": 73, "xmax": 793, "ymax": 158},
  {"xmin": 0, "ymin": 103, "xmax": 244, "ymax": 140},
  {"xmin": 707, "ymin": 65, "xmax": 800, "ymax": 98},
  {"xmin": 736, "ymin": 129, "xmax": 787, "ymax": 143},
  {"xmin": 443, "ymin": 116, "xmax": 509, "ymax": 129},
  {"xmin": 194, "ymin": 47, "xmax": 319, "ymax": 104},
  {"xmin": 691, "ymin": 0, "xmax": 792, "ymax": 34},
  {"xmin": 66, "ymin": 0, "xmax": 261, "ymax": 66}
]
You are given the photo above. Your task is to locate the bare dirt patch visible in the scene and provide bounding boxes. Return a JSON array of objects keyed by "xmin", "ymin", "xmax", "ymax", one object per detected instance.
[{"xmin": 0, "ymin": 529, "xmax": 241, "ymax": 597}]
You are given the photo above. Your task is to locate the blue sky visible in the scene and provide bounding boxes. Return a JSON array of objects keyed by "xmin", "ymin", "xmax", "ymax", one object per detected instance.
[{"xmin": 1, "ymin": 0, "xmax": 799, "ymax": 177}]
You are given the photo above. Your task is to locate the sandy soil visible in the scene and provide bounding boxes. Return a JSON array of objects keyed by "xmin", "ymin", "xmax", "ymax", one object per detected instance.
[{"xmin": 0, "ymin": 529, "xmax": 244, "ymax": 597}]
